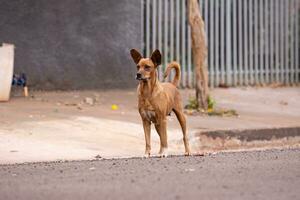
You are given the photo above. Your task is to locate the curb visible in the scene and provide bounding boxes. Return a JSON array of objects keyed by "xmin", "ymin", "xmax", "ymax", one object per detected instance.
[
  {"xmin": 191, "ymin": 127, "xmax": 300, "ymax": 151},
  {"xmin": 198, "ymin": 127, "xmax": 300, "ymax": 141}
]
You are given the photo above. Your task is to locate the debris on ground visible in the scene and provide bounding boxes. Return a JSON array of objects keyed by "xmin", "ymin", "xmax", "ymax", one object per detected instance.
[
  {"xmin": 53, "ymin": 109, "xmax": 59, "ymax": 113},
  {"xmin": 279, "ymin": 101, "xmax": 288, "ymax": 106},
  {"xmin": 30, "ymin": 96, "xmax": 48, "ymax": 102},
  {"xmin": 111, "ymin": 104, "xmax": 118, "ymax": 110},
  {"xmin": 64, "ymin": 102, "xmax": 78, "ymax": 106},
  {"xmin": 207, "ymin": 109, "xmax": 239, "ymax": 117},
  {"xmin": 92, "ymin": 93, "xmax": 101, "ymax": 103},
  {"xmin": 84, "ymin": 97, "xmax": 94, "ymax": 106},
  {"xmin": 184, "ymin": 168, "xmax": 195, "ymax": 172},
  {"xmin": 184, "ymin": 108, "xmax": 238, "ymax": 117}
]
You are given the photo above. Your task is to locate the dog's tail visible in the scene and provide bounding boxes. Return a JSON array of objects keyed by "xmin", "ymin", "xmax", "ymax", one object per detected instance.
[{"xmin": 163, "ymin": 61, "xmax": 181, "ymax": 87}]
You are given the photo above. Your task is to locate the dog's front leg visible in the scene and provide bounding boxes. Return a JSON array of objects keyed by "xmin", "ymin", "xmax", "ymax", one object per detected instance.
[
  {"xmin": 142, "ymin": 120, "xmax": 151, "ymax": 157},
  {"xmin": 157, "ymin": 118, "xmax": 168, "ymax": 157}
]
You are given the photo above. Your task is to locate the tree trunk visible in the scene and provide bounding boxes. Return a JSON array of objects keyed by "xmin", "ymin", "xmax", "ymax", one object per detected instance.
[{"xmin": 188, "ymin": 0, "xmax": 209, "ymax": 110}]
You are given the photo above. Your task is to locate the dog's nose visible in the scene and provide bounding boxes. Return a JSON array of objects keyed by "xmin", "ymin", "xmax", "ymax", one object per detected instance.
[{"xmin": 136, "ymin": 73, "xmax": 142, "ymax": 80}]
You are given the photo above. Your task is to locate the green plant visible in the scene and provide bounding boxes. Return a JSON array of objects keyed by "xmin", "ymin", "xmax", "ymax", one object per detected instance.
[
  {"xmin": 184, "ymin": 97, "xmax": 199, "ymax": 110},
  {"xmin": 185, "ymin": 95, "xmax": 215, "ymax": 111},
  {"xmin": 207, "ymin": 96, "xmax": 215, "ymax": 110},
  {"xmin": 184, "ymin": 95, "xmax": 238, "ymax": 117}
]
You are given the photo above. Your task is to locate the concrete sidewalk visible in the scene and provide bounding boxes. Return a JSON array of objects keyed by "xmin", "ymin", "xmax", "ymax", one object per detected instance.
[{"xmin": 0, "ymin": 87, "xmax": 299, "ymax": 164}]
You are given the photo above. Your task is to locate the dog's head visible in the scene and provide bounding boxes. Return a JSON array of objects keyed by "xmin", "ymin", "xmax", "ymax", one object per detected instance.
[{"xmin": 130, "ymin": 49, "xmax": 161, "ymax": 81}]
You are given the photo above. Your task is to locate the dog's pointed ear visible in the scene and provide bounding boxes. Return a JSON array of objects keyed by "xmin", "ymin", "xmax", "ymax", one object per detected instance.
[
  {"xmin": 150, "ymin": 49, "xmax": 161, "ymax": 66},
  {"xmin": 130, "ymin": 49, "xmax": 142, "ymax": 64}
]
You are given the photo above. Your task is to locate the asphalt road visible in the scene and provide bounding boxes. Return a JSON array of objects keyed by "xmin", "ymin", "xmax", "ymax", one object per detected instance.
[{"xmin": 0, "ymin": 149, "xmax": 299, "ymax": 200}]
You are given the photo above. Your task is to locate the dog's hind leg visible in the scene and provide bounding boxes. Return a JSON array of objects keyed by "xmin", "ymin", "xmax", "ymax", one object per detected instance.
[
  {"xmin": 155, "ymin": 119, "xmax": 168, "ymax": 157},
  {"xmin": 173, "ymin": 107, "xmax": 191, "ymax": 156},
  {"xmin": 143, "ymin": 120, "xmax": 151, "ymax": 157}
]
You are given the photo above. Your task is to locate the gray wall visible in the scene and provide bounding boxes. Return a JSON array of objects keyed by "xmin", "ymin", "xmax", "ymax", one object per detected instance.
[{"xmin": 0, "ymin": 0, "xmax": 141, "ymax": 90}]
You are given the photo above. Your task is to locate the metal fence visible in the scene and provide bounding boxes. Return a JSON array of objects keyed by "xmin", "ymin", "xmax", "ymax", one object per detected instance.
[{"xmin": 141, "ymin": 0, "xmax": 300, "ymax": 88}]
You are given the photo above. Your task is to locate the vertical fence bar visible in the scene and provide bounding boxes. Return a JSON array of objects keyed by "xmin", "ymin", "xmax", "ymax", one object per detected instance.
[
  {"xmin": 176, "ymin": 0, "xmax": 180, "ymax": 64},
  {"xmin": 158, "ymin": 0, "xmax": 162, "ymax": 55},
  {"xmin": 163, "ymin": 0, "xmax": 168, "ymax": 81},
  {"xmin": 199, "ymin": 0, "xmax": 203, "ymax": 16},
  {"xmin": 269, "ymin": 0, "xmax": 274, "ymax": 83},
  {"xmin": 238, "ymin": 0, "xmax": 243, "ymax": 85},
  {"xmin": 275, "ymin": 0, "xmax": 280, "ymax": 82},
  {"xmin": 243, "ymin": 0, "xmax": 249, "ymax": 85},
  {"xmin": 198, "ymin": 0, "xmax": 202, "ymax": 20},
  {"xmin": 220, "ymin": 0, "xmax": 225, "ymax": 85},
  {"xmin": 259, "ymin": 0, "xmax": 264, "ymax": 84},
  {"xmin": 280, "ymin": 0, "xmax": 285, "ymax": 83},
  {"xmin": 204, "ymin": 0, "xmax": 209, "ymax": 34},
  {"xmin": 158, "ymin": 0, "xmax": 162, "ymax": 80},
  {"xmin": 292, "ymin": 0, "xmax": 296, "ymax": 84},
  {"xmin": 204, "ymin": 0, "xmax": 209, "ymax": 87},
  {"xmin": 293, "ymin": 0, "xmax": 297, "ymax": 84},
  {"xmin": 226, "ymin": 0, "xmax": 232, "ymax": 86},
  {"xmin": 152, "ymin": 0, "xmax": 157, "ymax": 51},
  {"xmin": 290, "ymin": 0, "xmax": 295, "ymax": 84},
  {"xmin": 265, "ymin": 0, "xmax": 269, "ymax": 84},
  {"xmin": 254, "ymin": 0, "xmax": 259, "ymax": 84},
  {"xmin": 146, "ymin": 0, "xmax": 150, "ymax": 57},
  {"xmin": 170, "ymin": 0, "xmax": 174, "ymax": 61},
  {"xmin": 215, "ymin": 0, "xmax": 220, "ymax": 87},
  {"xmin": 232, "ymin": 0, "xmax": 238, "ymax": 86},
  {"xmin": 295, "ymin": 0, "xmax": 299, "ymax": 83},
  {"xmin": 249, "ymin": 0, "xmax": 254, "ymax": 85},
  {"xmin": 181, "ymin": 0, "xmax": 186, "ymax": 87},
  {"xmin": 169, "ymin": 0, "xmax": 174, "ymax": 82},
  {"xmin": 141, "ymin": 0, "xmax": 144, "ymax": 53},
  {"xmin": 176, "ymin": 0, "xmax": 180, "ymax": 85},
  {"xmin": 209, "ymin": 0, "xmax": 215, "ymax": 88},
  {"xmin": 285, "ymin": 0, "xmax": 290, "ymax": 84}
]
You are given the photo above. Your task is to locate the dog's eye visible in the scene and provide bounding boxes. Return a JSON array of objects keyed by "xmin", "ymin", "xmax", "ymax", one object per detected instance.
[
  {"xmin": 137, "ymin": 65, "xmax": 140, "ymax": 70},
  {"xmin": 144, "ymin": 65, "xmax": 151, "ymax": 71}
]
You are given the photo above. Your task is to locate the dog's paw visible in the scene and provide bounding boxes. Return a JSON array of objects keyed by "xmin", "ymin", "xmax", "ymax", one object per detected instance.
[
  {"xmin": 158, "ymin": 148, "xmax": 168, "ymax": 158},
  {"xmin": 143, "ymin": 151, "xmax": 151, "ymax": 158},
  {"xmin": 184, "ymin": 151, "xmax": 192, "ymax": 156},
  {"xmin": 159, "ymin": 153, "xmax": 168, "ymax": 158}
]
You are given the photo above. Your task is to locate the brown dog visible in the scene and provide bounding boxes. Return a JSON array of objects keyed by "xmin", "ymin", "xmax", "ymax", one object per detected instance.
[{"xmin": 130, "ymin": 49, "xmax": 191, "ymax": 157}]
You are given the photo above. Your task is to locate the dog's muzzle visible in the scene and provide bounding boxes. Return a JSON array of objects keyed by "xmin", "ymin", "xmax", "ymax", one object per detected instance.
[
  {"xmin": 136, "ymin": 73, "xmax": 149, "ymax": 81},
  {"xmin": 136, "ymin": 73, "xmax": 142, "ymax": 80}
]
